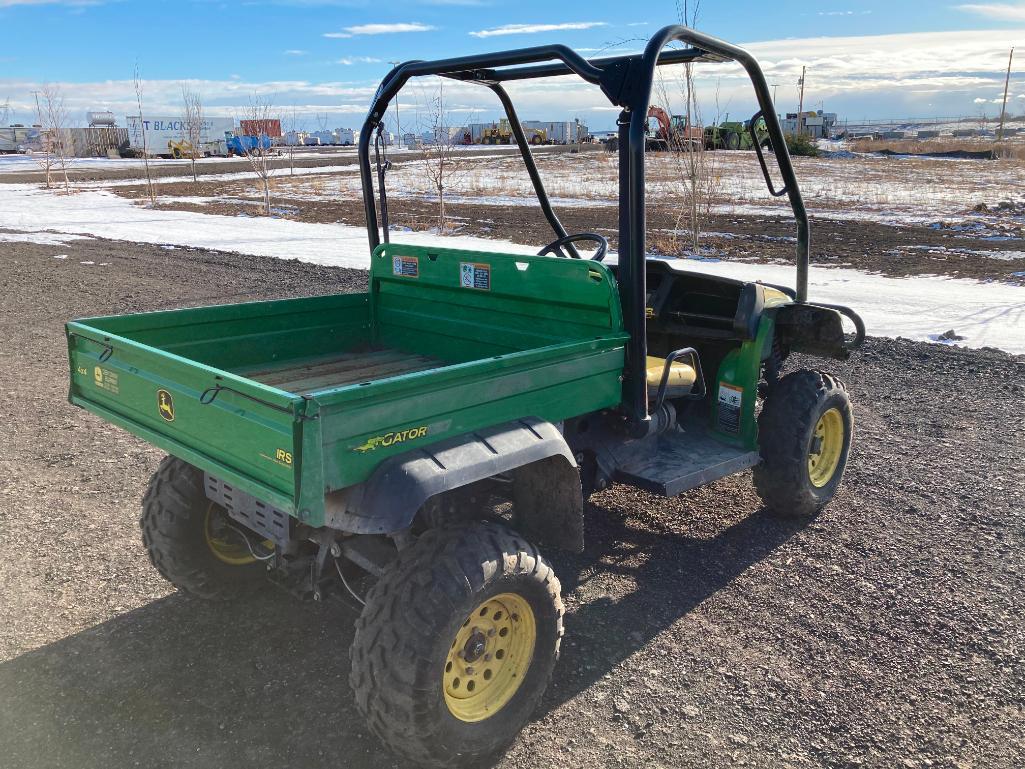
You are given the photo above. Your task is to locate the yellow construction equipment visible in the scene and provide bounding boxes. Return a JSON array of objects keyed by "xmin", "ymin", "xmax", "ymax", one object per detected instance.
[
  {"xmin": 167, "ymin": 138, "xmax": 198, "ymax": 159},
  {"xmin": 478, "ymin": 119, "xmax": 546, "ymax": 145},
  {"xmin": 480, "ymin": 119, "xmax": 513, "ymax": 145}
]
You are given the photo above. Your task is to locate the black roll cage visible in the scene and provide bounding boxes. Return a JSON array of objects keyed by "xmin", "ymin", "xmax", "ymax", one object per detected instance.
[{"xmin": 358, "ymin": 25, "xmax": 810, "ymax": 433}]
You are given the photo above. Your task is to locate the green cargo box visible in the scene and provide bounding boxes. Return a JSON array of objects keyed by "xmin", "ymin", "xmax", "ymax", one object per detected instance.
[{"xmin": 66, "ymin": 245, "xmax": 628, "ymax": 526}]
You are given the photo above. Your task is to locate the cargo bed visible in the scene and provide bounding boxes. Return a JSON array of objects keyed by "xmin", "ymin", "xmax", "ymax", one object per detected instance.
[
  {"xmin": 67, "ymin": 245, "xmax": 628, "ymax": 527},
  {"xmin": 241, "ymin": 349, "xmax": 445, "ymax": 395}
]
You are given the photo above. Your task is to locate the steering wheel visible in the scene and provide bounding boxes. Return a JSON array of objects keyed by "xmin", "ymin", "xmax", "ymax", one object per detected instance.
[{"xmin": 536, "ymin": 232, "xmax": 609, "ymax": 262}]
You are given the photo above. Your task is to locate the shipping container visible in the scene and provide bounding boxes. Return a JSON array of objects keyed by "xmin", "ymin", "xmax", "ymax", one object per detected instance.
[{"xmin": 240, "ymin": 118, "xmax": 283, "ymax": 138}]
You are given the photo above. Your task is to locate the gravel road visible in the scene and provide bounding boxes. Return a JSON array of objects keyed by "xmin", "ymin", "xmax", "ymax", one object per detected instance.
[{"xmin": 0, "ymin": 236, "xmax": 1022, "ymax": 769}]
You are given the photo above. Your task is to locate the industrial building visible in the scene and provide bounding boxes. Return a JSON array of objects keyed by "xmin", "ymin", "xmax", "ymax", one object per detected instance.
[{"xmin": 782, "ymin": 110, "xmax": 838, "ymax": 139}]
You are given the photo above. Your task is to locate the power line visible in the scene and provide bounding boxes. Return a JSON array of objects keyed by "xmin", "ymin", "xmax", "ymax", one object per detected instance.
[{"xmin": 997, "ymin": 46, "xmax": 1015, "ymax": 142}]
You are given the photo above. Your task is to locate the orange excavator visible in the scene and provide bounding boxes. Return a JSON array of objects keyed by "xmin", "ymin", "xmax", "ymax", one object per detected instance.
[
  {"xmin": 607, "ymin": 106, "xmax": 703, "ymax": 152},
  {"xmin": 645, "ymin": 106, "xmax": 703, "ymax": 151}
]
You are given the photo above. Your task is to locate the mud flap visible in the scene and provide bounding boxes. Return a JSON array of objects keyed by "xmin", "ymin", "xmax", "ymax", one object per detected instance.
[{"xmin": 512, "ymin": 456, "xmax": 584, "ymax": 552}]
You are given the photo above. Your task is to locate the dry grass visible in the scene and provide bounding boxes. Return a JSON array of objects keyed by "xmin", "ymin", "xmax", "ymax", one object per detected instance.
[{"xmin": 849, "ymin": 137, "xmax": 1025, "ymax": 159}]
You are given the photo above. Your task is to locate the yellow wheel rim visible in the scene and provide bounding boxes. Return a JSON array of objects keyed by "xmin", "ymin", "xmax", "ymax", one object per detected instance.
[
  {"xmin": 808, "ymin": 408, "xmax": 844, "ymax": 488},
  {"xmin": 443, "ymin": 592, "xmax": 536, "ymax": 723},
  {"xmin": 203, "ymin": 505, "xmax": 270, "ymax": 566}
]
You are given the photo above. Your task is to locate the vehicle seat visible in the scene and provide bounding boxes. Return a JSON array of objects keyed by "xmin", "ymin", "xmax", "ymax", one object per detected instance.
[{"xmin": 645, "ymin": 355, "xmax": 697, "ymax": 398}]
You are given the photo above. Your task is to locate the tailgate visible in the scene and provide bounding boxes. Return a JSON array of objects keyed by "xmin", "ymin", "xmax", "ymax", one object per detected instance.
[{"xmin": 67, "ymin": 322, "xmax": 306, "ymax": 513}]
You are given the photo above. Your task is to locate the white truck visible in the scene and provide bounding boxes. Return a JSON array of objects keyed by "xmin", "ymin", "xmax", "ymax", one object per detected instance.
[{"xmin": 126, "ymin": 116, "xmax": 234, "ymax": 157}]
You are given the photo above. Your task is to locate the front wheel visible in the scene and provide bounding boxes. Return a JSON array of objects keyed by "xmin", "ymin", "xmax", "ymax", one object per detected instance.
[
  {"xmin": 754, "ymin": 369, "xmax": 853, "ymax": 517},
  {"xmin": 350, "ymin": 523, "xmax": 563, "ymax": 768}
]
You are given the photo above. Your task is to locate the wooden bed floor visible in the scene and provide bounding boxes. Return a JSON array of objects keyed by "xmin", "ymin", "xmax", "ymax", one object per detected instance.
[{"xmin": 238, "ymin": 348, "xmax": 444, "ymax": 395}]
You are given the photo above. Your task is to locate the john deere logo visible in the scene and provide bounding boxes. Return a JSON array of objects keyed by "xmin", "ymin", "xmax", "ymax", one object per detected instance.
[{"xmin": 157, "ymin": 389, "xmax": 175, "ymax": 422}]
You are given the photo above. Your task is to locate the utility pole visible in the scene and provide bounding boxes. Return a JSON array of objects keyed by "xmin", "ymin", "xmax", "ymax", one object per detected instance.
[
  {"xmin": 797, "ymin": 66, "xmax": 806, "ymax": 135},
  {"xmin": 997, "ymin": 47, "xmax": 1014, "ymax": 142},
  {"xmin": 771, "ymin": 83, "xmax": 780, "ymax": 104},
  {"xmin": 388, "ymin": 60, "xmax": 401, "ymax": 146}
]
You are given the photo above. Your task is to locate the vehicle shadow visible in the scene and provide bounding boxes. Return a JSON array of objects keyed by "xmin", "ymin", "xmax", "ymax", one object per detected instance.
[
  {"xmin": 539, "ymin": 499, "xmax": 808, "ymax": 714},
  {"xmin": 0, "ymin": 502, "xmax": 804, "ymax": 769}
]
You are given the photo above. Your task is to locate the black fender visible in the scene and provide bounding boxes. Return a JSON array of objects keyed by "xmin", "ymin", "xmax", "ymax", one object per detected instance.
[
  {"xmin": 324, "ymin": 418, "xmax": 584, "ymax": 551},
  {"xmin": 774, "ymin": 302, "xmax": 865, "ymax": 360}
]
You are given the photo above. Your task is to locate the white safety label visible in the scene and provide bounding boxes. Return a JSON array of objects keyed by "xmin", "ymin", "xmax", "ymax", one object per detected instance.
[{"xmin": 717, "ymin": 383, "xmax": 743, "ymax": 434}]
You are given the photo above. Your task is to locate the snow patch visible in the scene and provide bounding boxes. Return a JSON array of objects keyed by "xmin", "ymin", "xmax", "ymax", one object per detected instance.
[
  {"xmin": 1, "ymin": 184, "xmax": 1022, "ymax": 355},
  {"xmin": 0, "ymin": 230, "xmax": 92, "ymax": 246}
]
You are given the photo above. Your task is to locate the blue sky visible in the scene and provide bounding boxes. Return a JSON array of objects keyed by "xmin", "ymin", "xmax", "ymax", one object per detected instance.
[{"xmin": 2, "ymin": 0, "xmax": 1024, "ymax": 129}]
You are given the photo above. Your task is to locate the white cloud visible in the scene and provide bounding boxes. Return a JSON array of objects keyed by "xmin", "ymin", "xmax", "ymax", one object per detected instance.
[
  {"xmin": 324, "ymin": 22, "xmax": 434, "ymax": 38},
  {"xmin": 4, "ymin": 28, "xmax": 1025, "ymax": 130},
  {"xmin": 284, "ymin": 49, "xmax": 308, "ymax": 56},
  {"xmin": 470, "ymin": 22, "xmax": 608, "ymax": 38},
  {"xmin": 0, "ymin": 76, "xmax": 380, "ymax": 127},
  {"xmin": 956, "ymin": 3, "xmax": 1025, "ymax": 21},
  {"xmin": 337, "ymin": 56, "xmax": 383, "ymax": 65}
]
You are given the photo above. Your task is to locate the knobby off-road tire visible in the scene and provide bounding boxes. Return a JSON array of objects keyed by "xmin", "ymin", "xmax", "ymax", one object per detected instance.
[
  {"xmin": 754, "ymin": 369, "xmax": 853, "ymax": 518},
  {"xmin": 140, "ymin": 456, "xmax": 267, "ymax": 600},
  {"xmin": 350, "ymin": 522, "xmax": 563, "ymax": 768}
]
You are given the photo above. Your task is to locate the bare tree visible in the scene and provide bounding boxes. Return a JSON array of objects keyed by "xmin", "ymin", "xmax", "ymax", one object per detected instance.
[
  {"xmin": 416, "ymin": 80, "xmax": 461, "ymax": 233},
  {"xmin": 133, "ymin": 64, "xmax": 157, "ymax": 206},
  {"xmin": 285, "ymin": 105, "xmax": 299, "ymax": 176},
  {"xmin": 35, "ymin": 84, "xmax": 70, "ymax": 193},
  {"xmin": 181, "ymin": 84, "xmax": 204, "ymax": 184},
  {"xmin": 651, "ymin": 0, "xmax": 718, "ymax": 254},
  {"xmin": 0, "ymin": 98, "xmax": 10, "ymax": 125},
  {"xmin": 238, "ymin": 98, "xmax": 276, "ymax": 215}
]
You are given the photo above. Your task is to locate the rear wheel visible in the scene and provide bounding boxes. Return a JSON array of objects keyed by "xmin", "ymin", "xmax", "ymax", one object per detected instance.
[
  {"xmin": 350, "ymin": 523, "xmax": 563, "ymax": 768},
  {"xmin": 140, "ymin": 456, "xmax": 270, "ymax": 599},
  {"xmin": 754, "ymin": 369, "xmax": 853, "ymax": 517},
  {"xmin": 725, "ymin": 131, "xmax": 741, "ymax": 150}
]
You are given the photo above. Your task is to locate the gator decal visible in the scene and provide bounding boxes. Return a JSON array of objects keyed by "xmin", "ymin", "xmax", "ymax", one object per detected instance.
[{"xmin": 354, "ymin": 425, "xmax": 429, "ymax": 453}]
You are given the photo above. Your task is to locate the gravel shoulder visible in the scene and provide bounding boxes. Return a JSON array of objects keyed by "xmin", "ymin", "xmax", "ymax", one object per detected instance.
[{"xmin": 0, "ymin": 237, "xmax": 1022, "ymax": 769}]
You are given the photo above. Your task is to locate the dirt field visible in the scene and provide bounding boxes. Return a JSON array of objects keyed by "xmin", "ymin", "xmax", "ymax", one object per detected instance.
[
  {"xmin": 0, "ymin": 144, "xmax": 587, "ymax": 185},
  {"xmin": 1, "ymin": 236, "xmax": 1023, "ymax": 769},
  {"xmin": 123, "ymin": 191, "xmax": 1025, "ymax": 284},
  {"xmin": 101, "ymin": 148, "xmax": 1025, "ymax": 285}
]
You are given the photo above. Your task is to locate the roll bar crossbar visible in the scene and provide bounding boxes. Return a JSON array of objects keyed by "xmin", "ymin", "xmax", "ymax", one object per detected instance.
[{"xmin": 359, "ymin": 25, "xmax": 811, "ymax": 433}]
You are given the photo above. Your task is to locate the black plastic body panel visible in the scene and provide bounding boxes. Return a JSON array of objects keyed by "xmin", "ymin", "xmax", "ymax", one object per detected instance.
[{"xmin": 323, "ymin": 418, "xmax": 577, "ymax": 536}]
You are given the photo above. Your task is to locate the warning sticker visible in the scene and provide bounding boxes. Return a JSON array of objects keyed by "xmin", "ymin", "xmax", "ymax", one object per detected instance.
[
  {"xmin": 93, "ymin": 366, "xmax": 120, "ymax": 395},
  {"xmin": 392, "ymin": 255, "xmax": 419, "ymax": 278},
  {"xmin": 717, "ymin": 382, "xmax": 743, "ymax": 434},
  {"xmin": 459, "ymin": 262, "xmax": 491, "ymax": 291}
]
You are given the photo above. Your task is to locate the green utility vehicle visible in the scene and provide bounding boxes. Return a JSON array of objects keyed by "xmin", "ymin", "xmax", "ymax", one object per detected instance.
[
  {"xmin": 67, "ymin": 26, "xmax": 863, "ymax": 768},
  {"xmin": 705, "ymin": 114, "xmax": 771, "ymax": 150}
]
